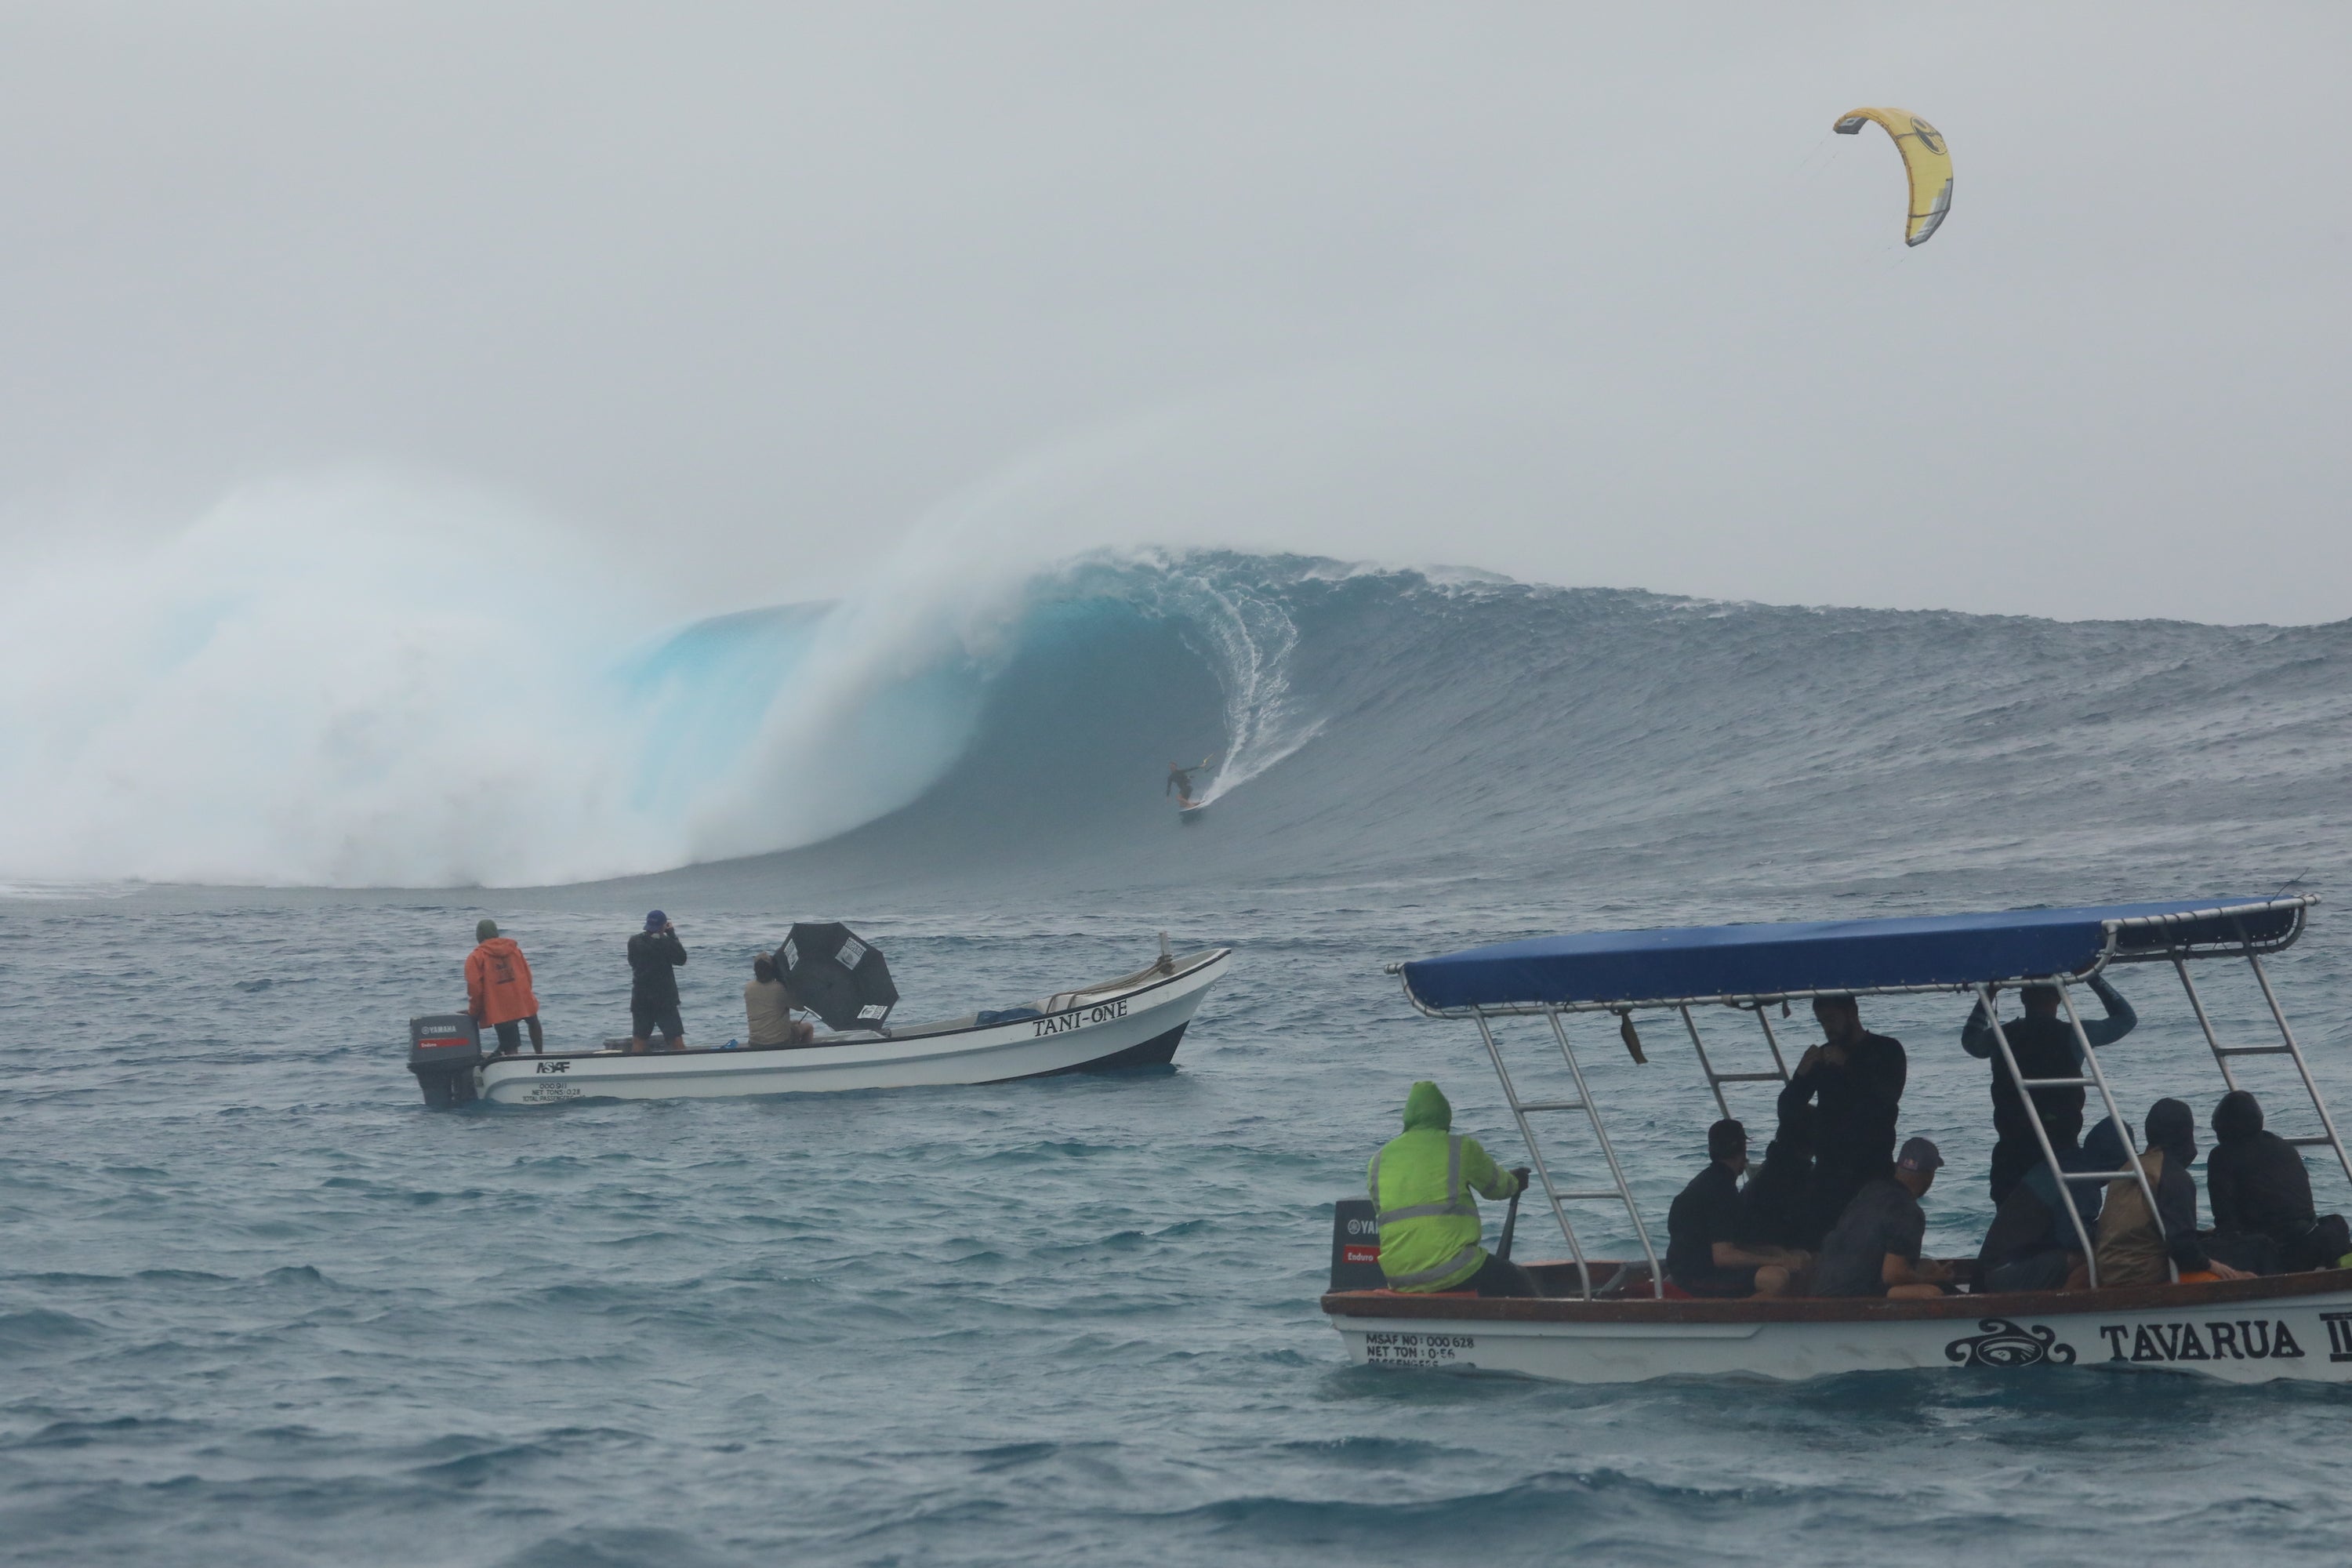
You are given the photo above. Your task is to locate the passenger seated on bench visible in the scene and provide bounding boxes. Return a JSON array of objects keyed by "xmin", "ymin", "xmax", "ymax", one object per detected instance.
[
  {"xmin": 1667, "ymin": 1119, "xmax": 1811, "ymax": 1298},
  {"xmin": 1975, "ymin": 1114, "xmax": 2116, "ymax": 1294},
  {"xmin": 1811, "ymin": 1137, "xmax": 1953, "ymax": 1299},
  {"xmin": 2206, "ymin": 1091, "xmax": 2352, "ymax": 1274},
  {"xmin": 1737, "ymin": 1073, "xmax": 1823, "ymax": 1252},
  {"xmin": 744, "ymin": 953, "xmax": 815, "ymax": 1048},
  {"xmin": 2085, "ymin": 1102, "xmax": 2252, "ymax": 1287}
]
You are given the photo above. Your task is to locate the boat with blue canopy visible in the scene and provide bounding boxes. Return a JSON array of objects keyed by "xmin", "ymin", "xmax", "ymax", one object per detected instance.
[{"xmin": 1324, "ymin": 894, "xmax": 2352, "ymax": 1384}]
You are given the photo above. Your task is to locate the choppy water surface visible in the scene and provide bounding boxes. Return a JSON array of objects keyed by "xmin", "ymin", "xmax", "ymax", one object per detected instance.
[{"xmin": 9, "ymin": 557, "xmax": 2352, "ymax": 1565}]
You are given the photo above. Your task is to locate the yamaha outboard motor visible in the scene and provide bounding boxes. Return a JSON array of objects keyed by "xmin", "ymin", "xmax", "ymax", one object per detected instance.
[
  {"xmin": 1329, "ymin": 1198, "xmax": 1384, "ymax": 1291},
  {"xmin": 409, "ymin": 1014, "xmax": 484, "ymax": 1108}
]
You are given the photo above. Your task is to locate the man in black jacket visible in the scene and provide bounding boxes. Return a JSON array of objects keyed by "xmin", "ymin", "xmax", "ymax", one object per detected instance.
[
  {"xmin": 627, "ymin": 910, "xmax": 690, "ymax": 1053},
  {"xmin": 1962, "ymin": 976, "xmax": 2136, "ymax": 1206},
  {"xmin": 2208, "ymin": 1090, "xmax": 2352, "ymax": 1273},
  {"xmin": 1787, "ymin": 995, "xmax": 1907, "ymax": 1231}
]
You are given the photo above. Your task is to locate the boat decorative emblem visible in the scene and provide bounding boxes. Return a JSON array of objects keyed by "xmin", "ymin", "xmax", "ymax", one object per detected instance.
[{"xmin": 1944, "ymin": 1318, "xmax": 2078, "ymax": 1368}]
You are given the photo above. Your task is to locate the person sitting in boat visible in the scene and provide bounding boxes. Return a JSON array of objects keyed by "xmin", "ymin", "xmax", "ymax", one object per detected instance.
[
  {"xmin": 744, "ymin": 952, "xmax": 815, "ymax": 1049},
  {"xmin": 1962, "ymin": 976, "xmax": 2136, "ymax": 1206},
  {"xmin": 1810, "ymin": 1137, "xmax": 1952, "ymax": 1299},
  {"xmin": 2204, "ymin": 1091, "xmax": 2352, "ymax": 1274},
  {"xmin": 626, "ymin": 911, "xmax": 690, "ymax": 1054},
  {"xmin": 1667, "ymin": 1118, "xmax": 1810, "ymax": 1298},
  {"xmin": 2084, "ymin": 1102, "xmax": 2252, "ymax": 1287},
  {"xmin": 465, "ymin": 919, "xmax": 544, "ymax": 1056},
  {"xmin": 1737, "ymin": 1073, "xmax": 1824, "ymax": 1251},
  {"xmin": 1974, "ymin": 1113, "xmax": 2118, "ymax": 1294},
  {"xmin": 1367, "ymin": 1080, "xmax": 1534, "ymax": 1298},
  {"xmin": 1787, "ymin": 995, "xmax": 1907, "ymax": 1230}
]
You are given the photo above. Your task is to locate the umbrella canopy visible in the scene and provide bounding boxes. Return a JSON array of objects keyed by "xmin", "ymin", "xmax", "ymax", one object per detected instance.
[{"xmin": 779, "ymin": 922, "xmax": 899, "ymax": 1032}]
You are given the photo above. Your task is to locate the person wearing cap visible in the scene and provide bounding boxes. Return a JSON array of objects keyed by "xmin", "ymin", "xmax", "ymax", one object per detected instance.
[
  {"xmin": 1787, "ymin": 994, "xmax": 1909, "ymax": 1231},
  {"xmin": 1810, "ymin": 1136, "xmax": 1953, "ymax": 1299},
  {"xmin": 2090, "ymin": 1099, "xmax": 2250, "ymax": 1287},
  {"xmin": 1962, "ymin": 975, "xmax": 2137, "ymax": 1206},
  {"xmin": 1365, "ymin": 1080, "xmax": 1534, "ymax": 1297},
  {"xmin": 626, "ymin": 910, "xmax": 689, "ymax": 1054},
  {"xmin": 1666, "ymin": 1119, "xmax": 1812, "ymax": 1298},
  {"xmin": 464, "ymin": 919, "xmax": 543, "ymax": 1056}
]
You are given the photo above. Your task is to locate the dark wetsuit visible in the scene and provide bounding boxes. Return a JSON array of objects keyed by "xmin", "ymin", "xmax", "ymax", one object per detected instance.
[
  {"xmin": 1787, "ymin": 1030, "xmax": 1907, "ymax": 1231},
  {"xmin": 1962, "ymin": 976, "xmax": 2135, "ymax": 1204}
]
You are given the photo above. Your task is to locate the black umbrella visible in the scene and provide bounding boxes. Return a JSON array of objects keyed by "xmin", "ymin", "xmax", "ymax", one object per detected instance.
[{"xmin": 778, "ymin": 922, "xmax": 899, "ymax": 1033}]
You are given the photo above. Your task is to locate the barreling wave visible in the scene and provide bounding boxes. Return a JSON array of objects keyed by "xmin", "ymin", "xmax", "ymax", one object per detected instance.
[{"xmin": 3, "ymin": 476, "xmax": 2347, "ymax": 894}]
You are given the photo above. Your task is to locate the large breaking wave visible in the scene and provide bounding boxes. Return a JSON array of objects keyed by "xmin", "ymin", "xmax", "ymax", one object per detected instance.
[{"xmin": 4, "ymin": 477, "xmax": 2348, "ymax": 894}]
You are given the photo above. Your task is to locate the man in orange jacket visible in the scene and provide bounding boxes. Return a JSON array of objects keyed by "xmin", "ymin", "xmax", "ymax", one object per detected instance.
[{"xmin": 466, "ymin": 919, "xmax": 544, "ymax": 1055}]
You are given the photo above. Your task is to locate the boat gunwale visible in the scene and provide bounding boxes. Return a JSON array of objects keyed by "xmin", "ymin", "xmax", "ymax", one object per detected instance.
[{"xmin": 1322, "ymin": 1262, "xmax": 2352, "ymax": 1326}]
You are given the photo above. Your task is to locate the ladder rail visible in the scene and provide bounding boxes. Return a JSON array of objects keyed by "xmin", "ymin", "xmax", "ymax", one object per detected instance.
[
  {"xmin": 2056, "ymin": 978, "xmax": 2177, "ymax": 1285},
  {"xmin": 1547, "ymin": 1007, "xmax": 1664, "ymax": 1298},
  {"xmin": 2245, "ymin": 947, "xmax": 2352, "ymax": 1188},
  {"xmin": 1754, "ymin": 1004, "xmax": 1793, "ymax": 1079},
  {"xmin": 1681, "ymin": 1005, "xmax": 1733, "ymax": 1123},
  {"xmin": 1473, "ymin": 1008, "xmax": 1594, "ymax": 1301},
  {"xmin": 1975, "ymin": 985, "xmax": 2103, "ymax": 1283}
]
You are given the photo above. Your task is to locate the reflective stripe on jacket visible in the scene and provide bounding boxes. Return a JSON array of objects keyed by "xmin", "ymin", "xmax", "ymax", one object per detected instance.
[
  {"xmin": 465, "ymin": 937, "xmax": 539, "ymax": 1027},
  {"xmin": 1366, "ymin": 1128, "xmax": 1517, "ymax": 1292}
]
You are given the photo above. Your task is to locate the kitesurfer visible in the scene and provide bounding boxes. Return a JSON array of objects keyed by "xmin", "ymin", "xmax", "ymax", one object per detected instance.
[
  {"xmin": 1665, "ymin": 1119, "xmax": 1810, "ymax": 1298},
  {"xmin": 1165, "ymin": 755, "xmax": 1217, "ymax": 808},
  {"xmin": 1367, "ymin": 1080, "xmax": 1534, "ymax": 1297},
  {"xmin": 1787, "ymin": 995, "xmax": 1907, "ymax": 1229},
  {"xmin": 1962, "ymin": 977, "xmax": 2136, "ymax": 1205},
  {"xmin": 466, "ymin": 919, "xmax": 544, "ymax": 1054},
  {"xmin": 745, "ymin": 952, "xmax": 815, "ymax": 1048},
  {"xmin": 626, "ymin": 911, "xmax": 689, "ymax": 1054}
]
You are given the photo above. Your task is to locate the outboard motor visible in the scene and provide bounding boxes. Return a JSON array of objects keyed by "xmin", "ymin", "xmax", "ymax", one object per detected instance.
[
  {"xmin": 409, "ymin": 1014, "xmax": 484, "ymax": 1108},
  {"xmin": 1329, "ymin": 1198, "xmax": 1384, "ymax": 1291}
]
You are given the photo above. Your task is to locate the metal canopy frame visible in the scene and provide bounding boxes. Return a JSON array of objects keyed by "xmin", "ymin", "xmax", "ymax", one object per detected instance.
[{"xmin": 1400, "ymin": 896, "xmax": 2342, "ymax": 1301}]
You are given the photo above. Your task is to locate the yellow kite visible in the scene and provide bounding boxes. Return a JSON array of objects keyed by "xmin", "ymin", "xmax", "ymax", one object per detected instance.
[{"xmin": 1833, "ymin": 107, "xmax": 1951, "ymax": 246}]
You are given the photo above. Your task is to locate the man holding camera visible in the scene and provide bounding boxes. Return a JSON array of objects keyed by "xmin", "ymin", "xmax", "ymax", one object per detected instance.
[{"xmin": 626, "ymin": 910, "xmax": 690, "ymax": 1053}]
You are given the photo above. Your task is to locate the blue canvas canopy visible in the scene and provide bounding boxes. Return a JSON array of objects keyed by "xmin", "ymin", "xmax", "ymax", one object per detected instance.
[{"xmin": 1399, "ymin": 896, "xmax": 2314, "ymax": 1017}]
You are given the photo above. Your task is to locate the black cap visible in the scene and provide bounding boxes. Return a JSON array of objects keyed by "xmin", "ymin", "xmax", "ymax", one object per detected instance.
[{"xmin": 1708, "ymin": 1118, "xmax": 1748, "ymax": 1162}]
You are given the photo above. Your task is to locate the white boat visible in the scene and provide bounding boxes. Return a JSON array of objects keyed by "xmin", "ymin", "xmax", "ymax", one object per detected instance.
[
  {"xmin": 1326, "ymin": 894, "xmax": 2352, "ymax": 1385},
  {"xmin": 1330, "ymin": 1261, "xmax": 2352, "ymax": 1385},
  {"xmin": 410, "ymin": 943, "xmax": 1229, "ymax": 1106}
]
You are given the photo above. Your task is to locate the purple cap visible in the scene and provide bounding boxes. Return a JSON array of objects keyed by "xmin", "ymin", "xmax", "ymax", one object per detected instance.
[{"xmin": 644, "ymin": 909, "xmax": 668, "ymax": 932}]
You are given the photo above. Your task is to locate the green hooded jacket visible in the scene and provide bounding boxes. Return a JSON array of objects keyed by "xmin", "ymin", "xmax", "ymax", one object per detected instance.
[{"xmin": 1365, "ymin": 1080, "xmax": 1523, "ymax": 1292}]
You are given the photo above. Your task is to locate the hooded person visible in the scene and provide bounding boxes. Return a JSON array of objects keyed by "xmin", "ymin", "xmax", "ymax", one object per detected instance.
[
  {"xmin": 2206, "ymin": 1091, "xmax": 2352, "ymax": 1273},
  {"xmin": 464, "ymin": 919, "xmax": 544, "ymax": 1055},
  {"xmin": 2092, "ymin": 1099, "xmax": 2248, "ymax": 1287},
  {"xmin": 1975, "ymin": 1112, "xmax": 2114, "ymax": 1294},
  {"xmin": 1366, "ymin": 1081, "xmax": 1534, "ymax": 1298}
]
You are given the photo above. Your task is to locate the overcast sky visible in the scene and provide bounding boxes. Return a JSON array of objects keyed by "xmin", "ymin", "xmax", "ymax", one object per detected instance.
[{"xmin": 2, "ymin": 2, "xmax": 2343, "ymax": 624}]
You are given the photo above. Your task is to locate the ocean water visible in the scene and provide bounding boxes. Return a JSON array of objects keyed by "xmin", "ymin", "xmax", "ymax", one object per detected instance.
[{"xmin": 9, "ymin": 554, "xmax": 2352, "ymax": 1566}]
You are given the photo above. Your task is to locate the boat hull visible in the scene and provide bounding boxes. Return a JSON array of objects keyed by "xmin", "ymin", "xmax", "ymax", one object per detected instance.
[
  {"xmin": 1325, "ymin": 1266, "xmax": 2352, "ymax": 1384},
  {"xmin": 477, "ymin": 949, "xmax": 1228, "ymax": 1105}
]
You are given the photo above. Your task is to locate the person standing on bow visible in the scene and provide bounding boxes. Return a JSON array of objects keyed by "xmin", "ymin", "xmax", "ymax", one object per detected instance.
[
  {"xmin": 1366, "ymin": 1080, "xmax": 1533, "ymax": 1298},
  {"xmin": 465, "ymin": 919, "xmax": 544, "ymax": 1055},
  {"xmin": 626, "ymin": 910, "xmax": 689, "ymax": 1054},
  {"xmin": 1962, "ymin": 975, "xmax": 2136, "ymax": 1206},
  {"xmin": 1786, "ymin": 994, "xmax": 1908, "ymax": 1229}
]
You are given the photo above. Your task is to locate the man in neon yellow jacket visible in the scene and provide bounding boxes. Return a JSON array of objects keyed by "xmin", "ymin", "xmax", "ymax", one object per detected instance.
[{"xmin": 1367, "ymin": 1080, "xmax": 1535, "ymax": 1296}]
